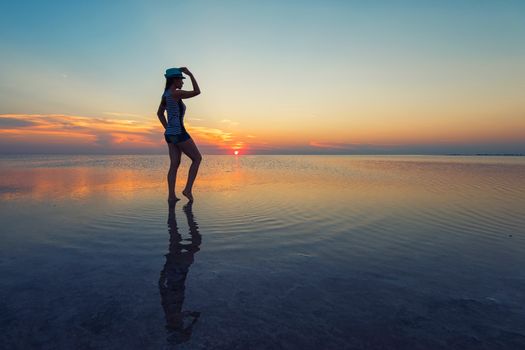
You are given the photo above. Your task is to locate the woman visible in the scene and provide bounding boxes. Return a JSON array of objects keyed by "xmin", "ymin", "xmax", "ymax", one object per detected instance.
[{"xmin": 157, "ymin": 67, "xmax": 202, "ymax": 203}]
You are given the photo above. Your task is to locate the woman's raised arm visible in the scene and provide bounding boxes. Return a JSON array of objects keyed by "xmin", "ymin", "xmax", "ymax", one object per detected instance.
[{"xmin": 171, "ymin": 67, "xmax": 201, "ymax": 99}]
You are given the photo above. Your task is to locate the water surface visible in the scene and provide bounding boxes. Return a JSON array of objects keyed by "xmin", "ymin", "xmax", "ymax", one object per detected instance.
[{"xmin": 1, "ymin": 155, "xmax": 524, "ymax": 349}]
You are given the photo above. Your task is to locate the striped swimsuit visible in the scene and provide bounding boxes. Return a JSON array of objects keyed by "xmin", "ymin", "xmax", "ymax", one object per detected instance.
[{"xmin": 163, "ymin": 89, "xmax": 191, "ymax": 144}]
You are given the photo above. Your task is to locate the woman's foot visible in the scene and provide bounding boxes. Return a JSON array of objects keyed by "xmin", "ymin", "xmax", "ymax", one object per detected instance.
[
  {"xmin": 182, "ymin": 189, "xmax": 194, "ymax": 202},
  {"xmin": 167, "ymin": 196, "xmax": 180, "ymax": 204},
  {"xmin": 182, "ymin": 201, "xmax": 193, "ymax": 212}
]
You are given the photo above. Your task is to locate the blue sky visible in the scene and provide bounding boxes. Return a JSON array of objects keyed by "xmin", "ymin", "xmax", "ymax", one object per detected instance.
[{"xmin": 1, "ymin": 0, "xmax": 524, "ymax": 154}]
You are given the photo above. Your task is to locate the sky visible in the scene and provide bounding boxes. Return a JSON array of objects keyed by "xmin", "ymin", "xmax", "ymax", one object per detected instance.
[{"xmin": 1, "ymin": 0, "xmax": 524, "ymax": 155}]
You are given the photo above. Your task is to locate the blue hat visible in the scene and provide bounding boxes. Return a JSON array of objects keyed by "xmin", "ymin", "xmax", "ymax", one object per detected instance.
[{"xmin": 164, "ymin": 67, "xmax": 186, "ymax": 79}]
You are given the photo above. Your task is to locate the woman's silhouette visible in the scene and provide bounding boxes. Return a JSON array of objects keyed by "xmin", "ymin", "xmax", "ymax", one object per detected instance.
[
  {"xmin": 157, "ymin": 67, "xmax": 202, "ymax": 203},
  {"xmin": 159, "ymin": 202, "xmax": 202, "ymax": 344}
]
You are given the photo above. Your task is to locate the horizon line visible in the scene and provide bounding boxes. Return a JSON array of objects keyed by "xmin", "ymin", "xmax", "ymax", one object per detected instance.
[{"xmin": 0, "ymin": 152, "xmax": 523, "ymax": 157}]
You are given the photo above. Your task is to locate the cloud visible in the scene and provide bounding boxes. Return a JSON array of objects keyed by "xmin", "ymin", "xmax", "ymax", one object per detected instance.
[
  {"xmin": 187, "ymin": 125, "xmax": 233, "ymax": 144},
  {"xmin": 309, "ymin": 141, "xmax": 360, "ymax": 150},
  {"xmin": 93, "ymin": 132, "xmax": 115, "ymax": 147},
  {"xmin": 3, "ymin": 114, "xmax": 521, "ymax": 154},
  {"xmin": 103, "ymin": 112, "xmax": 148, "ymax": 118},
  {"xmin": 220, "ymin": 119, "xmax": 239, "ymax": 127},
  {"xmin": 0, "ymin": 114, "xmax": 250, "ymax": 154},
  {"xmin": 307, "ymin": 140, "xmax": 412, "ymax": 154},
  {"xmin": 0, "ymin": 117, "xmax": 37, "ymax": 128},
  {"xmin": 0, "ymin": 114, "xmax": 163, "ymax": 151}
]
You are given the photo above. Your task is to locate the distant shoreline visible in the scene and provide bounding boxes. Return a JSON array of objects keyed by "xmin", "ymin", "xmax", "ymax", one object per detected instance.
[
  {"xmin": 0, "ymin": 153, "xmax": 523, "ymax": 157},
  {"xmin": 446, "ymin": 153, "xmax": 524, "ymax": 157}
]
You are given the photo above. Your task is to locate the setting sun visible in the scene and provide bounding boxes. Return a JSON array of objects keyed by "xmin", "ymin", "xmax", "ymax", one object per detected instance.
[{"xmin": 234, "ymin": 150, "xmax": 239, "ymax": 155}]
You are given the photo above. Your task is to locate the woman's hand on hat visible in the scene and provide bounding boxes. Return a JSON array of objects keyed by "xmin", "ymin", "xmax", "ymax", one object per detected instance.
[{"xmin": 179, "ymin": 67, "xmax": 191, "ymax": 75}]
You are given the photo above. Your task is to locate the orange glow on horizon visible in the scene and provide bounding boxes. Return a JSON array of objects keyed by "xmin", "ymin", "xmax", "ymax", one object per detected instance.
[
  {"xmin": 0, "ymin": 114, "xmax": 251, "ymax": 154},
  {"xmin": 1, "ymin": 112, "xmax": 524, "ymax": 154}
]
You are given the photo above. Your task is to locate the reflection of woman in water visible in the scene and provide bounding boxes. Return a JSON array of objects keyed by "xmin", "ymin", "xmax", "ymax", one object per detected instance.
[
  {"xmin": 159, "ymin": 202, "xmax": 202, "ymax": 344},
  {"xmin": 157, "ymin": 67, "xmax": 202, "ymax": 203}
]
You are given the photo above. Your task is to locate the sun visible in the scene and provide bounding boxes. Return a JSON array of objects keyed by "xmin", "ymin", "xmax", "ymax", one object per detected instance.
[{"xmin": 234, "ymin": 150, "xmax": 239, "ymax": 155}]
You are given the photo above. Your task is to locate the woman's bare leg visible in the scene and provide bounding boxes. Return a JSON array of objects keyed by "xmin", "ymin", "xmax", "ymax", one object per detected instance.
[
  {"xmin": 177, "ymin": 138, "xmax": 202, "ymax": 201},
  {"xmin": 167, "ymin": 143, "xmax": 182, "ymax": 201}
]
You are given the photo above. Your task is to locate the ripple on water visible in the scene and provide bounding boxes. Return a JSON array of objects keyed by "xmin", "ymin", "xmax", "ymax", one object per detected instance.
[{"xmin": 4, "ymin": 155, "xmax": 523, "ymax": 267}]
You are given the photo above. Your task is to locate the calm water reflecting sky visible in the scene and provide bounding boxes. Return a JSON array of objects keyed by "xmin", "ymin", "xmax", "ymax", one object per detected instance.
[{"xmin": 1, "ymin": 155, "xmax": 524, "ymax": 349}]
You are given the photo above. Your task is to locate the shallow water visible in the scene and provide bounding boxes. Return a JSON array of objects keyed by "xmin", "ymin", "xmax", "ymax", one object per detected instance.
[{"xmin": 1, "ymin": 154, "xmax": 524, "ymax": 349}]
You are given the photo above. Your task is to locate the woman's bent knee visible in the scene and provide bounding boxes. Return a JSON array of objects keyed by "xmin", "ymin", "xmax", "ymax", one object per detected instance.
[{"xmin": 193, "ymin": 155, "xmax": 202, "ymax": 163}]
